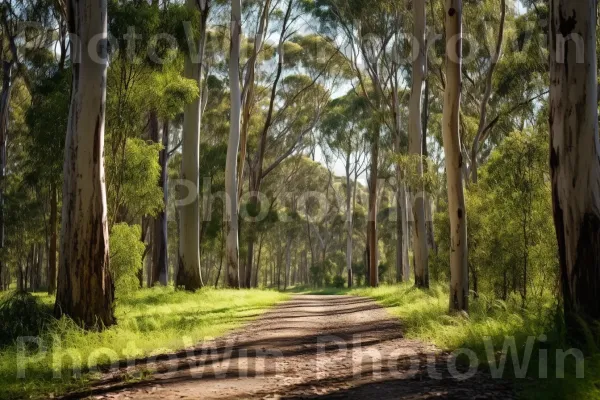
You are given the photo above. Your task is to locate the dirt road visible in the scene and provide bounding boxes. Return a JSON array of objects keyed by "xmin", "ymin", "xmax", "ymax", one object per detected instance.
[{"xmin": 71, "ymin": 295, "xmax": 514, "ymax": 399}]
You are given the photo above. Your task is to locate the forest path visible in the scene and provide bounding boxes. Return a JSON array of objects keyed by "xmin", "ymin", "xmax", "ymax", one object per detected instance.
[{"xmin": 75, "ymin": 295, "xmax": 514, "ymax": 399}]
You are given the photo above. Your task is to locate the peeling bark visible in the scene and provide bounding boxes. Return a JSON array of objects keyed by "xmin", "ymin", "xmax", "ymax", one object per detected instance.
[
  {"xmin": 443, "ymin": 0, "xmax": 468, "ymax": 313},
  {"xmin": 549, "ymin": 0, "xmax": 600, "ymax": 333},
  {"xmin": 54, "ymin": 0, "xmax": 115, "ymax": 329}
]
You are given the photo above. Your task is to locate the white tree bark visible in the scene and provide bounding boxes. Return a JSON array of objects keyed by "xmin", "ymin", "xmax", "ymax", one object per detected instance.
[
  {"xmin": 392, "ymin": 76, "xmax": 409, "ymax": 284},
  {"xmin": 400, "ymin": 184, "xmax": 410, "ymax": 280},
  {"xmin": 177, "ymin": 0, "xmax": 209, "ymax": 290},
  {"xmin": 549, "ymin": 0, "xmax": 600, "ymax": 329},
  {"xmin": 409, "ymin": 0, "xmax": 429, "ymax": 288},
  {"xmin": 225, "ymin": 0, "xmax": 242, "ymax": 288},
  {"xmin": 54, "ymin": 0, "xmax": 114, "ymax": 328},
  {"xmin": 443, "ymin": 0, "xmax": 468, "ymax": 312}
]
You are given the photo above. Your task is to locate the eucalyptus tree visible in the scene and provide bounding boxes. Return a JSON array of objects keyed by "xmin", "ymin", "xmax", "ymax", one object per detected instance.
[
  {"xmin": 237, "ymin": 0, "xmax": 271, "ymax": 203},
  {"xmin": 320, "ymin": 91, "xmax": 368, "ymax": 287},
  {"xmin": 442, "ymin": 0, "xmax": 468, "ymax": 312},
  {"xmin": 178, "ymin": 0, "xmax": 211, "ymax": 290},
  {"xmin": 409, "ymin": 0, "xmax": 429, "ymax": 288},
  {"xmin": 461, "ymin": 0, "xmax": 547, "ymax": 183},
  {"xmin": 314, "ymin": 0, "xmax": 413, "ymax": 287},
  {"xmin": 549, "ymin": 0, "xmax": 600, "ymax": 335},
  {"xmin": 55, "ymin": 0, "xmax": 115, "ymax": 328},
  {"xmin": 225, "ymin": 0, "xmax": 242, "ymax": 288},
  {"xmin": 468, "ymin": 0, "xmax": 506, "ymax": 184},
  {"xmin": 241, "ymin": 2, "xmax": 342, "ymax": 287}
]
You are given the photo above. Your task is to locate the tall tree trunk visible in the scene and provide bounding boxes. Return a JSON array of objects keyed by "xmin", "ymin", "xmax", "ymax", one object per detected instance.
[
  {"xmin": 443, "ymin": 0, "xmax": 468, "ymax": 313},
  {"xmin": 422, "ymin": 78, "xmax": 436, "ymax": 254},
  {"xmin": 345, "ymin": 154, "xmax": 353, "ymax": 288},
  {"xmin": 152, "ymin": 120, "xmax": 169, "ymax": 286},
  {"xmin": 17, "ymin": 262, "xmax": 23, "ymax": 292},
  {"xmin": 48, "ymin": 182, "xmax": 58, "ymax": 294},
  {"xmin": 177, "ymin": 0, "xmax": 210, "ymax": 290},
  {"xmin": 253, "ymin": 234, "xmax": 264, "ymax": 288},
  {"xmin": 395, "ymin": 178, "xmax": 404, "ymax": 282},
  {"xmin": 147, "ymin": 110, "xmax": 160, "ymax": 286},
  {"xmin": 410, "ymin": 0, "xmax": 429, "ymax": 288},
  {"xmin": 284, "ymin": 232, "xmax": 292, "ymax": 290},
  {"xmin": 0, "ymin": 58, "xmax": 13, "ymax": 293},
  {"xmin": 469, "ymin": 0, "xmax": 506, "ymax": 183},
  {"xmin": 29, "ymin": 246, "xmax": 35, "ymax": 291},
  {"xmin": 55, "ymin": 0, "xmax": 115, "ymax": 328},
  {"xmin": 368, "ymin": 126, "xmax": 379, "ymax": 287},
  {"xmin": 226, "ymin": 0, "xmax": 242, "ymax": 288},
  {"xmin": 549, "ymin": 0, "xmax": 600, "ymax": 332},
  {"xmin": 400, "ymin": 185, "xmax": 410, "ymax": 280}
]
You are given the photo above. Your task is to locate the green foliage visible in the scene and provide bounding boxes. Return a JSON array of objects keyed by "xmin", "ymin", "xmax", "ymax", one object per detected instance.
[
  {"xmin": 0, "ymin": 288, "xmax": 288, "ymax": 399},
  {"xmin": 310, "ymin": 259, "xmax": 336, "ymax": 287},
  {"xmin": 315, "ymin": 283, "xmax": 599, "ymax": 400},
  {"xmin": 25, "ymin": 70, "xmax": 70, "ymax": 185},
  {"xmin": 0, "ymin": 291, "xmax": 52, "ymax": 346},
  {"xmin": 332, "ymin": 275, "xmax": 345, "ymax": 288},
  {"xmin": 432, "ymin": 128, "xmax": 556, "ymax": 303},
  {"xmin": 145, "ymin": 65, "xmax": 199, "ymax": 119},
  {"xmin": 395, "ymin": 154, "xmax": 440, "ymax": 195},
  {"xmin": 109, "ymin": 224, "xmax": 145, "ymax": 295},
  {"xmin": 106, "ymin": 138, "xmax": 164, "ymax": 223}
]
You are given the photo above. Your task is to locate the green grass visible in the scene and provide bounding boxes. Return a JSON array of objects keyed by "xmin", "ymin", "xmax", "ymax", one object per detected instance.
[
  {"xmin": 295, "ymin": 283, "xmax": 599, "ymax": 399},
  {"xmin": 0, "ymin": 287, "xmax": 289, "ymax": 400}
]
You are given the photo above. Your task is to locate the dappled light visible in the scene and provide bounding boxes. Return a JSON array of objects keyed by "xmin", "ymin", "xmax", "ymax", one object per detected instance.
[{"xmin": 0, "ymin": 0, "xmax": 596, "ymax": 399}]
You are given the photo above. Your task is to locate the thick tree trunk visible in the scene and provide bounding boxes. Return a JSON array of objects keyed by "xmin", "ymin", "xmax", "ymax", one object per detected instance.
[
  {"xmin": 549, "ymin": 0, "xmax": 600, "ymax": 331},
  {"xmin": 48, "ymin": 183, "xmax": 58, "ymax": 294},
  {"xmin": 443, "ymin": 0, "xmax": 468, "ymax": 313},
  {"xmin": 225, "ymin": 0, "xmax": 242, "ymax": 288},
  {"xmin": 177, "ymin": 0, "xmax": 209, "ymax": 290},
  {"xmin": 410, "ymin": 0, "xmax": 429, "ymax": 289},
  {"xmin": 152, "ymin": 120, "xmax": 169, "ymax": 286},
  {"xmin": 55, "ymin": 0, "xmax": 115, "ymax": 328}
]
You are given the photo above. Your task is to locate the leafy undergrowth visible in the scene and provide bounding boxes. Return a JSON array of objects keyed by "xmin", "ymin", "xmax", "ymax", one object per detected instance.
[
  {"xmin": 0, "ymin": 287, "xmax": 288, "ymax": 400},
  {"xmin": 296, "ymin": 283, "xmax": 599, "ymax": 400}
]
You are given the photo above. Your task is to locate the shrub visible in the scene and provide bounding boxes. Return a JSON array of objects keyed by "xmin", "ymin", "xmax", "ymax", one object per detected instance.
[
  {"xmin": 109, "ymin": 223, "xmax": 146, "ymax": 296},
  {"xmin": 332, "ymin": 275, "xmax": 345, "ymax": 288},
  {"xmin": 0, "ymin": 291, "xmax": 52, "ymax": 346}
]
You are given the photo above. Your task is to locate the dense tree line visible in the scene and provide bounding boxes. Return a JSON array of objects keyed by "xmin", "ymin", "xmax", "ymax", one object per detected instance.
[{"xmin": 0, "ymin": 0, "xmax": 597, "ymax": 340}]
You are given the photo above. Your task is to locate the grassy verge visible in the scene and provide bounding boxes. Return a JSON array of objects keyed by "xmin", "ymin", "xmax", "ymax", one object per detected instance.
[
  {"xmin": 0, "ymin": 287, "xmax": 288, "ymax": 400},
  {"xmin": 295, "ymin": 283, "xmax": 598, "ymax": 399}
]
